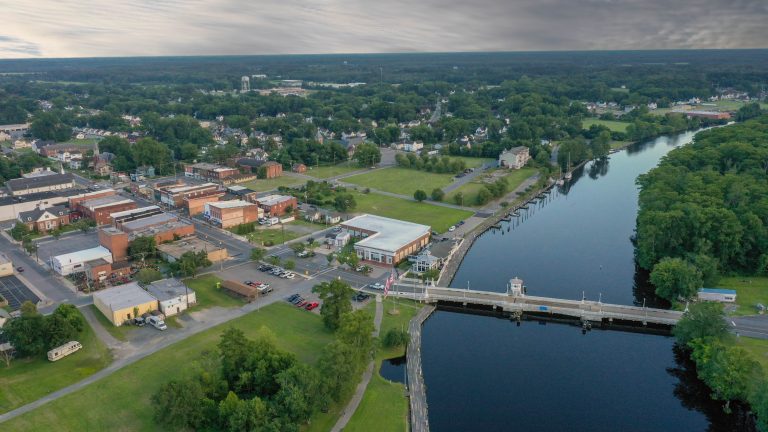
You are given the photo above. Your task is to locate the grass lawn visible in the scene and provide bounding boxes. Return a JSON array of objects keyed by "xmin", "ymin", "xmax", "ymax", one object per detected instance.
[
  {"xmin": 345, "ymin": 167, "xmax": 455, "ymax": 197},
  {"xmin": 3, "ymin": 303, "xmax": 335, "ymax": 432},
  {"xmin": 346, "ymin": 298, "xmax": 420, "ymax": 432},
  {"xmin": 448, "ymin": 156, "xmax": 494, "ymax": 168},
  {"xmin": 241, "ymin": 176, "xmax": 305, "ymax": 192},
  {"xmin": 717, "ymin": 276, "xmax": 768, "ymax": 316},
  {"xmin": 245, "ymin": 226, "xmax": 303, "ymax": 246},
  {"xmin": 183, "ymin": 274, "xmax": 243, "ymax": 310},
  {"xmin": 0, "ymin": 309, "xmax": 112, "ymax": 414},
  {"xmin": 582, "ymin": 118, "xmax": 629, "ymax": 133},
  {"xmin": 737, "ymin": 337, "xmax": 768, "ymax": 370},
  {"xmin": 305, "ymin": 162, "xmax": 363, "ymax": 179},
  {"xmin": 351, "ymin": 191, "xmax": 472, "ymax": 233},
  {"xmin": 88, "ymin": 304, "xmax": 133, "ymax": 342},
  {"xmin": 445, "ymin": 167, "xmax": 537, "ymax": 207}
]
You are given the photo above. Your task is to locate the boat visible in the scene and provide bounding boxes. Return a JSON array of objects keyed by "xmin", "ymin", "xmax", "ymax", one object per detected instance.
[
  {"xmin": 511, "ymin": 212, "xmax": 520, "ymax": 217},
  {"xmin": 564, "ymin": 152, "xmax": 573, "ymax": 181}
]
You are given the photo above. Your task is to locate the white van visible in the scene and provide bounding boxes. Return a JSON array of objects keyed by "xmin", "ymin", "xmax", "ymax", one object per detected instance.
[
  {"xmin": 266, "ymin": 217, "xmax": 280, "ymax": 226},
  {"xmin": 47, "ymin": 341, "xmax": 82, "ymax": 362},
  {"xmin": 147, "ymin": 316, "xmax": 168, "ymax": 331}
]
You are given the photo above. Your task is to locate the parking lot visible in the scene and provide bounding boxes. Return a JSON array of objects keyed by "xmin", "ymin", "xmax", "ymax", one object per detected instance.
[{"xmin": 0, "ymin": 275, "xmax": 40, "ymax": 311}]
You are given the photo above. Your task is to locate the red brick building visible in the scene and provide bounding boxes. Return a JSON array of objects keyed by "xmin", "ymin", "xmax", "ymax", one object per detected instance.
[
  {"xmin": 204, "ymin": 200, "xmax": 263, "ymax": 228},
  {"xmin": 183, "ymin": 189, "xmax": 226, "ymax": 216},
  {"xmin": 292, "ymin": 163, "xmax": 307, "ymax": 174},
  {"xmin": 17, "ymin": 205, "xmax": 70, "ymax": 233},
  {"xmin": 98, "ymin": 227, "xmax": 129, "ymax": 262},
  {"xmin": 77, "ymin": 195, "xmax": 137, "ymax": 225},
  {"xmin": 237, "ymin": 158, "xmax": 283, "ymax": 178},
  {"xmin": 255, "ymin": 194, "xmax": 298, "ymax": 217},
  {"xmin": 184, "ymin": 162, "xmax": 239, "ymax": 182}
]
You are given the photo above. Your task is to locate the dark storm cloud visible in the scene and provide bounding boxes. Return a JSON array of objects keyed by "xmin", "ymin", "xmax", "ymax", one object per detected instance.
[{"xmin": 0, "ymin": 0, "xmax": 765, "ymax": 58}]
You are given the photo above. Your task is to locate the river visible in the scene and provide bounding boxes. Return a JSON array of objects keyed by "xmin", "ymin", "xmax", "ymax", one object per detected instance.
[{"xmin": 419, "ymin": 130, "xmax": 755, "ymax": 431}]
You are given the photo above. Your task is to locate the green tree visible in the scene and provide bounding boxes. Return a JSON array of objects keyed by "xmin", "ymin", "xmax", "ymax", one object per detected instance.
[
  {"xmin": 650, "ymin": 257, "xmax": 702, "ymax": 301},
  {"xmin": 175, "ymin": 251, "xmax": 211, "ymax": 277},
  {"xmin": 152, "ymin": 378, "xmax": 208, "ymax": 430},
  {"xmin": 132, "ymin": 138, "xmax": 173, "ymax": 174},
  {"xmin": 136, "ymin": 268, "xmax": 163, "ymax": 285},
  {"xmin": 475, "ymin": 187, "xmax": 492, "ymax": 205},
  {"xmin": 383, "ymin": 328, "xmax": 410, "ymax": 348},
  {"xmin": 3, "ymin": 301, "xmax": 46, "ymax": 357},
  {"xmin": 312, "ymin": 280, "xmax": 354, "ymax": 330},
  {"xmin": 128, "ymin": 236, "xmax": 156, "ymax": 260},
  {"xmin": 673, "ymin": 302, "xmax": 728, "ymax": 346},
  {"xmin": 431, "ymin": 188, "xmax": 445, "ymax": 202},
  {"xmin": 273, "ymin": 363, "xmax": 322, "ymax": 424},
  {"xmin": 30, "ymin": 112, "xmax": 70, "ymax": 141},
  {"xmin": 250, "ymin": 247, "xmax": 266, "ymax": 262},
  {"xmin": 72, "ymin": 218, "xmax": 96, "ymax": 233},
  {"xmin": 268, "ymin": 255, "xmax": 281, "ymax": 266},
  {"xmin": 689, "ymin": 338, "xmax": 762, "ymax": 412},
  {"xmin": 10, "ymin": 223, "xmax": 30, "ymax": 241},
  {"xmin": 334, "ymin": 193, "xmax": 357, "ymax": 212},
  {"xmin": 453, "ymin": 191, "xmax": 464, "ymax": 206},
  {"xmin": 284, "ymin": 259, "xmax": 296, "ymax": 270},
  {"xmin": 353, "ymin": 143, "xmax": 381, "ymax": 167},
  {"xmin": 337, "ymin": 310, "xmax": 375, "ymax": 364},
  {"xmin": 218, "ymin": 392, "xmax": 268, "ymax": 432},
  {"xmin": 326, "ymin": 253, "xmax": 335, "ymax": 266},
  {"xmin": 317, "ymin": 340, "xmax": 359, "ymax": 402},
  {"xmin": 413, "ymin": 189, "xmax": 427, "ymax": 202},
  {"xmin": 290, "ymin": 243, "xmax": 306, "ymax": 254}
]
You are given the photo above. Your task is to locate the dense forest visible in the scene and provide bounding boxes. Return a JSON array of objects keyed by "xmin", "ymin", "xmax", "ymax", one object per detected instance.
[{"xmin": 635, "ymin": 116, "xmax": 768, "ymax": 301}]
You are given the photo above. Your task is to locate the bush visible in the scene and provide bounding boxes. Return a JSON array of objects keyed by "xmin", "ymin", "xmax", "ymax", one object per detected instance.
[{"xmin": 382, "ymin": 328, "xmax": 410, "ymax": 348}]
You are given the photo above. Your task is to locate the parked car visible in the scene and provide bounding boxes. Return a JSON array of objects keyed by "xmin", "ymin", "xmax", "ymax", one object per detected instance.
[
  {"xmin": 370, "ymin": 282, "xmax": 385, "ymax": 290},
  {"xmin": 354, "ymin": 293, "xmax": 371, "ymax": 302},
  {"xmin": 245, "ymin": 280, "xmax": 254, "ymax": 286},
  {"xmin": 15, "ymin": 266, "xmax": 23, "ymax": 273},
  {"xmin": 448, "ymin": 226, "xmax": 456, "ymax": 232},
  {"xmin": 147, "ymin": 316, "xmax": 167, "ymax": 331},
  {"xmin": 355, "ymin": 265, "xmax": 365, "ymax": 272},
  {"xmin": 285, "ymin": 273, "xmax": 296, "ymax": 280},
  {"xmin": 287, "ymin": 294, "xmax": 300, "ymax": 302},
  {"xmin": 291, "ymin": 296, "xmax": 304, "ymax": 305},
  {"xmin": 297, "ymin": 250, "xmax": 309, "ymax": 258},
  {"xmin": 271, "ymin": 267, "xmax": 284, "ymax": 275},
  {"xmin": 257, "ymin": 285, "xmax": 274, "ymax": 295},
  {"xmin": 305, "ymin": 302, "xmax": 319, "ymax": 311},
  {"xmin": 133, "ymin": 317, "xmax": 146, "ymax": 326},
  {"xmin": 457, "ymin": 220, "xmax": 465, "ymax": 226},
  {"xmin": 258, "ymin": 265, "xmax": 271, "ymax": 271},
  {"xmin": 296, "ymin": 300, "xmax": 308, "ymax": 307},
  {"xmin": 332, "ymin": 226, "xmax": 342, "ymax": 233}
]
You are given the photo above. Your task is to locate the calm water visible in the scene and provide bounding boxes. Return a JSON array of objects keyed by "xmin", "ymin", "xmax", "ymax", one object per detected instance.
[{"xmin": 422, "ymin": 131, "xmax": 754, "ymax": 431}]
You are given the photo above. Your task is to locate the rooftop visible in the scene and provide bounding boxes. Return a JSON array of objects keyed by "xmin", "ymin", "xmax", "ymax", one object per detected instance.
[
  {"xmin": 207, "ymin": 199, "xmax": 255, "ymax": 209},
  {"xmin": 699, "ymin": 288, "xmax": 738, "ymax": 295},
  {"xmin": 163, "ymin": 183, "xmax": 218, "ymax": 195},
  {"xmin": 342, "ymin": 214, "xmax": 430, "ymax": 253},
  {"xmin": 53, "ymin": 246, "xmax": 112, "ymax": 265},
  {"xmin": 157, "ymin": 237, "xmax": 226, "ymax": 259},
  {"xmin": 120, "ymin": 212, "xmax": 178, "ymax": 231},
  {"xmin": 81, "ymin": 195, "xmax": 134, "ymax": 210},
  {"xmin": 110, "ymin": 205, "xmax": 160, "ymax": 219},
  {"xmin": 18, "ymin": 205, "xmax": 69, "ymax": 222},
  {"xmin": 93, "ymin": 282, "xmax": 156, "ymax": 311},
  {"xmin": 257, "ymin": 194, "xmax": 295, "ymax": 206},
  {"xmin": 7, "ymin": 173, "xmax": 75, "ymax": 193},
  {"xmin": 146, "ymin": 278, "xmax": 193, "ymax": 301}
]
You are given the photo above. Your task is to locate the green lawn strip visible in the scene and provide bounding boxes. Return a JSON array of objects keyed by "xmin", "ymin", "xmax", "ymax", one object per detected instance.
[
  {"xmin": 581, "ymin": 118, "xmax": 630, "ymax": 133},
  {"xmin": 716, "ymin": 276, "xmax": 768, "ymax": 316},
  {"xmin": 0, "ymin": 309, "xmax": 112, "ymax": 414},
  {"xmin": 183, "ymin": 274, "xmax": 243, "ymax": 310},
  {"xmin": 305, "ymin": 163, "xmax": 362, "ymax": 179},
  {"xmin": 245, "ymin": 226, "xmax": 303, "ymax": 246},
  {"xmin": 241, "ymin": 176, "xmax": 305, "ymax": 192},
  {"xmin": 736, "ymin": 337, "xmax": 768, "ymax": 371},
  {"xmin": 3, "ymin": 303, "xmax": 334, "ymax": 432},
  {"xmin": 351, "ymin": 191, "xmax": 472, "ymax": 233},
  {"xmin": 447, "ymin": 156, "xmax": 494, "ymax": 168},
  {"xmin": 345, "ymin": 298, "xmax": 419, "ymax": 432},
  {"xmin": 345, "ymin": 167, "xmax": 455, "ymax": 196},
  {"xmin": 88, "ymin": 304, "xmax": 133, "ymax": 341},
  {"xmin": 445, "ymin": 167, "xmax": 537, "ymax": 207}
]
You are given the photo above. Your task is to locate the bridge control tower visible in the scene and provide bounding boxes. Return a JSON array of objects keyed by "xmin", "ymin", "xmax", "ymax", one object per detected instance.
[{"xmin": 508, "ymin": 277, "xmax": 524, "ymax": 297}]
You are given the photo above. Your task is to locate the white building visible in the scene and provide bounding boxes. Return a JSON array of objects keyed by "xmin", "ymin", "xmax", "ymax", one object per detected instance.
[
  {"xmin": 498, "ymin": 146, "xmax": 531, "ymax": 169},
  {"xmin": 697, "ymin": 288, "xmax": 737, "ymax": 303},
  {"xmin": 146, "ymin": 278, "xmax": 196, "ymax": 316},
  {"xmin": 403, "ymin": 141, "xmax": 424, "ymax": 152},
  {"xmin": 341, "ymin": 214, "xmax": 430, "ymax": 266},
  {"xmin": 52, "ymin": 246, "xmax": 113, "ymax": 276}
]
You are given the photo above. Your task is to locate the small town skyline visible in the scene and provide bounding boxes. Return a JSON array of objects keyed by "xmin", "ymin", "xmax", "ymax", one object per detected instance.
[{"xmin": 1, "ymin": 0, "xmax": 766, "ymax": 59}]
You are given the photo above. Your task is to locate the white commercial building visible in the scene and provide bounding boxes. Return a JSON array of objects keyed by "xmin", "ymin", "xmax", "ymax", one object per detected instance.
[
  {"xmin": 341, "ymin": 214, "xmax": 430, "ymax": 266},
  {"xmin": 146, "ymin": 278, "xmax": 196, "ymax": 317},
  {"xmin": 52, "ymin": 246, "xmax": 113, "ymax": 276}
]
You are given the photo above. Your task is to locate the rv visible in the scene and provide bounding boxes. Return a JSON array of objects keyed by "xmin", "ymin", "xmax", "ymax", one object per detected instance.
[{"xmin": 47, "ymin": 341, "xmax": 83, "ymax": 362}]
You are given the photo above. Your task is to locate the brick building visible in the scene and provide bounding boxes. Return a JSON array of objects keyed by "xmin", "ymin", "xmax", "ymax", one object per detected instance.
[
  {"xmin": 184, "ymin": 163, "xmax": 239, "ymax": 182},
  {"xmin": 77, "ymin": 195, "xmax": 137, "ymax": 225},
  {"xmin": 255, "ymin": 194, "xmax": 298, "ymax": 216},
  {"xmin": 68, "ymin": 188, "xmax": 116, "ymax": 208},
  {"xmin": 157, "ymin": 183, "xmax": 220, "ymax": 208},
  {"xmin": 17, "ymin": 205, "xmax": 70, "ymax": 233},
  {"xmin": 98, "ymin": 227, "xmax": 130, "ymax": 261},
  {"xmin": 237, "ymin": 158, "xmax": 283, "ymax": 178},
  {"xmin": 204, "ymin": 200, "xmax": 263, "ymax": 228},
  {"xmin": 183, "ymin": 188, "xmax": 226, "ymax": 216}
]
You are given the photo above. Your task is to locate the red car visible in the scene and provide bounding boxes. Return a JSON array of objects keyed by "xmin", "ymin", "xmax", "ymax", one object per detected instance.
[
  {"xmin": 296, "ymin": 300, "xmax": 308, "ymax": 307},
  {"xmin": 305, "ymin": 302, "xmax": 319, "ymax": 311}
]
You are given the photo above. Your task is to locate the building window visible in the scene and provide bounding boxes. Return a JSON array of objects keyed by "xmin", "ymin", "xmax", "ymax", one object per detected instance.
[{"xmin": 386, "ymin": 256, "xmax": 392, "ymax": 264}]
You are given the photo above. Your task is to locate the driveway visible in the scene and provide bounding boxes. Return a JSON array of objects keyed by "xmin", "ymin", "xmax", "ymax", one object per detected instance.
[{"xmin": 441, "ymin": 161, "xmax": 496, "ymax": 194}]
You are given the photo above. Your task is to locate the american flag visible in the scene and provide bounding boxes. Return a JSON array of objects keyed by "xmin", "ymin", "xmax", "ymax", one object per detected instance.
[{"xmin": 383, "ymin": 269, "xmax": 396, "ymax": 297}]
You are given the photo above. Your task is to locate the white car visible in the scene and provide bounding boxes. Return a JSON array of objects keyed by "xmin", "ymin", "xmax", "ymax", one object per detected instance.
[
  {"xmin": 448, "ymin": 226, "xmax": 456, "ymax": 232},
  {"xmin": 370, "ymin": 282, "xmax": 385, "ymax": 290},
  {"xmin": 285, "ymin": 273, "xmax": 296, "ymax": 279}
]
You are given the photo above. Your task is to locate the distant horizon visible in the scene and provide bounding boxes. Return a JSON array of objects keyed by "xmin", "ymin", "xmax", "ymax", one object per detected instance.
[
  {"xmin": 2, "ymin": 0, "xmax": 766, "ymax": 59},
  {"xmin": 2, "ymin": 47, "xmax": 768, "ymax": 63}
]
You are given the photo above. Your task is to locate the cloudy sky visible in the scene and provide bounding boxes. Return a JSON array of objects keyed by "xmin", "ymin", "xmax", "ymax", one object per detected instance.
[{"xmin": 0, "ymin": 0, "xmax": 766, "ymax": 58}]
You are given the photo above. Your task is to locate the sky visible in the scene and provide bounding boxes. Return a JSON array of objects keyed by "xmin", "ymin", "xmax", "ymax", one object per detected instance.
[{"xmin": 0, "ymin": 0, "xmax": 766, "ymax": 58}]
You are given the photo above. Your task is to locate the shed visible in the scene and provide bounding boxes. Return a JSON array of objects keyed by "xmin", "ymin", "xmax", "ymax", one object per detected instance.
[
  {"xmin": 221, "ymin": 280, "xmax": 258, "ymax": 302},
  {"xmin": 697, "ymin": 288, "xmax": 737, "ymax": 303}
]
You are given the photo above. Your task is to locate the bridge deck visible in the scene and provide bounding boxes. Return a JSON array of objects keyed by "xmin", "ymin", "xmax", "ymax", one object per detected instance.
[{"xmin": 390, "ymin": 284, "xmax": 682, "ymax": 326}]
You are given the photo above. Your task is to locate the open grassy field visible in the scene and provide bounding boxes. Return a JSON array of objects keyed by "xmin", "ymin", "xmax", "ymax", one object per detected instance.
[
  {"xmin": 351, "ymin": 191, "xmax": 472, "ymax": 233},
  {"xmin": 88, "ymin": 304, "xmax": 133, "ymax": 341},
  {"xmin": 582, "ymin": 118, "xmax": 630, "ymax": 133},
  {"xmin": 345, "ymin": 298, "xmax": 420, "ymax": 432},
  {"xmin": 183, "ymin": 274, "xmax": 243, "ymax": 310},
  {"xmin": 305, "ymin": 162, "xmax": 363, "ymax": 179},
  {"xmin": 449, "ymin": 156, "xmax": 494, "ymax": 168},
  {"xmin": 345, "ymin": 167, "xmax": 455, "ymax": 196},
  {"xmin": 717, "ymin": 276, "xmax": 768, "ymax": 316},
  {"xmin": 3, "ymin": 303, "xmax": 336, "ymax": 432},
  {"xmin": 737, "ymin": 337, "xmax": 768, "ymax": 370},
  {"xmin": 244, "ymin": 225, "xmax": 303, "ymax": 246},
  {"xmin": 445, "ymin": 167, "xmax": 537, "ymax": 207},
  {"xmin": 0, "ymin": 310, "xmax": 112, "ymax": 414},
  {"xmin": 241, "ymin": 176, "xmax": 305, "ymax": 192}
]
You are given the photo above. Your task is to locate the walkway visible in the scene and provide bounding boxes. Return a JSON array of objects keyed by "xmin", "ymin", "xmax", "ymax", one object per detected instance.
[
  {"xmin": 408, "ymin": 305, "xmax": 435, "ymax": 432},
  {"xmin": 330, "ymin": 294, "xmax": 384, "ymax": 432}
]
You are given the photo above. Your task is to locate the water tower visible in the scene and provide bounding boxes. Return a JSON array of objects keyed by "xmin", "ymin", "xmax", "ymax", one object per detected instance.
[{"xmin": 241, "ymin": 76, "xmax": 250, "ymax": 92}]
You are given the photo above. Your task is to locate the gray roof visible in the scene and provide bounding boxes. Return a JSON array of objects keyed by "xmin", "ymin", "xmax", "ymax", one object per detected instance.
[
  {"xmin": 146, "ymin": 278, "xmax": 192, "ymax": 301},
  {"xmin": 92, "ymin": 282, "xmax": 156, "ymax": 311},
  {"xmin": 343, "ymin": 214, "xmax": 430, "ymax": 254},
  {"xmin": 18, "ymin": 205, "xmax": 68, "ymax": 222},
  {"xmin": 7, "ymin": 173, "xmax": 74, "ymax": 193}
]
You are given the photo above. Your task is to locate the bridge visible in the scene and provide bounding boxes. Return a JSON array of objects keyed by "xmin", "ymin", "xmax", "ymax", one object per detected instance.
[{"xmin": 388, "ymin": 282, "xmax": 683, "ymax": 326}]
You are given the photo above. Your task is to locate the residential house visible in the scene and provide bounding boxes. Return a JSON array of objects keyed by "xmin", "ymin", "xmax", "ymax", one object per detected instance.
[
  {"xmin": 498, "ymin": 146, "xmax": 531, "ymax": 170},
  {"xmin": 17, "ymin": 205, "xmax": 70, "ymax": 233}
]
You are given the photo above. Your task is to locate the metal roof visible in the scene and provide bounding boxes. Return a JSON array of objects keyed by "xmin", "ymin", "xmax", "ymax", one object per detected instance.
[
  {"xmin": 343, "ymin": 214, "xmax": 430, "ymax": 254},
  {"xmin": 93, "ymin": 282, "xmax": 156, "ymax": 311}
]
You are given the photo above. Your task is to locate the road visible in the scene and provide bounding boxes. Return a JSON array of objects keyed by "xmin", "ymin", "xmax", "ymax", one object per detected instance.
[{"xmin": 441, "ymin": 161, "xmax": 496, "ymax": 194}]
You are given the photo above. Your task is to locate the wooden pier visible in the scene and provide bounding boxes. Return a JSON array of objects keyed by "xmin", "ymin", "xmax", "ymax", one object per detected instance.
[{"xmin": 406, "ymin": 305, "xmax": 435, "ymax": 432}]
